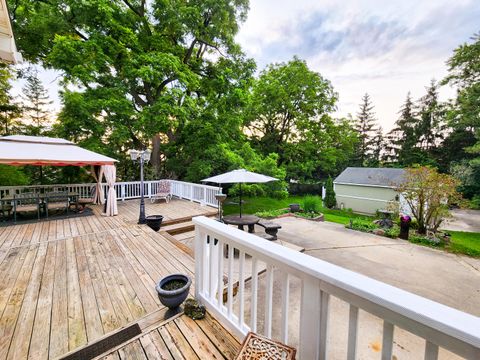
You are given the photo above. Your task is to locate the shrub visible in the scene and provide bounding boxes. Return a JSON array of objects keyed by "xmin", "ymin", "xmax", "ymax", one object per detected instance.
[
  {"xmin": 324, "ymin": 176, "xmax": 336, "ymax": 209},
  {"xmin": 303, "ymin": 195, "xmax": 322, "ymax": 213},
  {"xmin": 348, "ymin": 218, "xmax": 378, "ymax": 232},
  {"xmin": 384, "ymin": 226, "xmax": 400, "ymax": 238},
  {"xmin": 255, "ymin": 209, "xmax": 287, "ymax": 218},
  {"xmin": 469, "ymin": 195, "xmax": 480, "ymax": 210}
]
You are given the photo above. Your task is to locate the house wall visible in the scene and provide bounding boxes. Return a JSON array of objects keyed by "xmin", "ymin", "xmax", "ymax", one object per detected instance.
[{"xmin": 334, "ymin": 183, "xmax": 398, "ymax": 215}]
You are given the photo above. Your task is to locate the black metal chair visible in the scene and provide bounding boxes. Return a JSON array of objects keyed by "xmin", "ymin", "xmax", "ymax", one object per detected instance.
[
  {"xmin": 13, "ymin": 192, "xmax": 40, "ymax": 223},
  {"xmin": 45, "ymin": 191, "xmax": 70, "ymax": 218}
]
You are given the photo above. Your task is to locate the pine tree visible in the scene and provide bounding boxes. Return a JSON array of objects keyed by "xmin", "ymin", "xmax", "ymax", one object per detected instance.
[
  {"xmin": 354, "ymin": 93, "xmax": 377, "ymax": 166},
  {"xmin": 416, "ymin": 80, "xmax": 444, "ymax": 154},
  {"xmin": 21, "ymin": 69, "xmax": 53, "ymax": 136},
  {"xmin": 385, "ymin": 92, "xmax": 420, "ymax": 165},
  {"xmin": 370, "ymin": 126, "xmax": 384, "ymax": 166},
  {"xmin": 0, "ymin": 64, "xmax": 21, "ymax": 135},
  {"xmin": 324, "ymin": 176, "xmax": 336, "ymax": 209}
]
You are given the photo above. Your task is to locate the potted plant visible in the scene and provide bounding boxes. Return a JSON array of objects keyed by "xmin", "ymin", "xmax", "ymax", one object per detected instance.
[
  {"xmin": 155, "ymin": 273, "xmax": 192, "ymax": 309},
  {"xmin": 146, "ymin": 215, "xmax": 164, "ymax": 231}
]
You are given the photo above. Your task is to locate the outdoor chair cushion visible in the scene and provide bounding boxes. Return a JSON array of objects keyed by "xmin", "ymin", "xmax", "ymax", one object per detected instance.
[{"xmin": 151, "ymin": 181, "xmax": 172, "ymax": 203}]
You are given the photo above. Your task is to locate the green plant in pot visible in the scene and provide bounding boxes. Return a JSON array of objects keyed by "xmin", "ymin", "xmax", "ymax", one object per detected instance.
[{"xmin": 156, "ymin": 274, "xmax": 192, "ymax": 309}]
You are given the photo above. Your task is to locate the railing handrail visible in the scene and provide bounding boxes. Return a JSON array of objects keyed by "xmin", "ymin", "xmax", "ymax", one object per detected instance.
[
  {"xmin": 170, "ymin": 179, "xmax": 220, "ymax": 191},
  {"xmin": 0, "ymin": 180, "xmax": 220, "ymax": 208},
  {"xmin": 193, "ymin": 216, "xmax": 480, "ymax": 359}
]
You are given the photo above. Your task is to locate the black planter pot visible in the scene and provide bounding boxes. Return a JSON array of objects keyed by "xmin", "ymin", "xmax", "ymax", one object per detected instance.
[
  {"xmin": 156, "ymin": 274, "xmax": 192, "ymax": 309},
  {"xmin": 146, "ymin": 215, "xmax": 164, "ymax": 231},
  {"xmin": 289, "ymin": 203, "xmax": 300, "ymax": 213}
]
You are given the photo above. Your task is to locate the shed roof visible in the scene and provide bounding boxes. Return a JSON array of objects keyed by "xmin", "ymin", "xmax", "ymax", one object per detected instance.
[
  {"xmin": 0, "ymin": 135, "xmax": 117, "ymax": 166},
  {"xmin": 334, "ymin": 167, "xmax": 405, "ymax": 187}
]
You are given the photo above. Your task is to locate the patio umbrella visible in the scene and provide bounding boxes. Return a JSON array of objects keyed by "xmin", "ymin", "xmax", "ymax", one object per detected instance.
[{"xmin": 202, "ymin": 169, "xmax": 278, "ymax": 217}]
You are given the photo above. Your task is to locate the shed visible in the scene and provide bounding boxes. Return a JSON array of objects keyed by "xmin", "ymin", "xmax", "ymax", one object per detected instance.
[{"xmin": 333, "ymin": 167, "xmax": 405, "ymax": 215}]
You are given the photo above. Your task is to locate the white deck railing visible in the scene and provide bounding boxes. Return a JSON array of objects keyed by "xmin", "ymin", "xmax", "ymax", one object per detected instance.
[
  {"xmin": 193, "ymin": 216, "xmax": 480, "ymax": 360},
  {"xmin": 0, "ymin": 180, "xmax": 219, "ymax": 208}
]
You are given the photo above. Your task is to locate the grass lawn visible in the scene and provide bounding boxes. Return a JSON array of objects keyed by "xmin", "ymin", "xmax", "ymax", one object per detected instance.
[
  {"xmin": 223, "ymin": 195, "xmax": 480, "ymax": 258},
  {"xmin": 447, "ymin": 230, "xmax": 480, "ymax": 257},
  {"xmin": 223, "ymin": 195, "xmax": 372, "ymax": 224}
]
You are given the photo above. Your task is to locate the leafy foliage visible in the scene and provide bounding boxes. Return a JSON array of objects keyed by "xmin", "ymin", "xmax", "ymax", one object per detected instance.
[
  {"xmin": 0, "ymin": 165, "xmax": 30, "ymax": 186},
  {"xmin": 324, "ymin": 176, "xmax": 336, "ymax": 209},
  {"xmin": 395, "ymin": 167, "xmax": 461, "ymax": 234},
  {"xmin": 302, "ymin": 195, "xmax": 322, "ymax": 213}
]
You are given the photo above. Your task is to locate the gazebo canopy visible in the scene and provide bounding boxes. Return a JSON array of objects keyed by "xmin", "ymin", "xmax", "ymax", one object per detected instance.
[{"xmin": 0, "ymin": 135, "xmax": 117, "ymax": 166}]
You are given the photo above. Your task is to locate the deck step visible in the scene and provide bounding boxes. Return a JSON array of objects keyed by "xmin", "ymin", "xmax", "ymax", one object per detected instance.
[{"xmin": 162, "ymin": 221, "xmax": 195, "ymax": 235}]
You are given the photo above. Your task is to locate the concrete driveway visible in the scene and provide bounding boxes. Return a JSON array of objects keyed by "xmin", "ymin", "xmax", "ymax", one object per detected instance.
[
  {"xmin": 442, "ymin": 209, "xmax": 480, "ymax": 232},
  {"xmin": 247, "ymin": 217, "xmax": 480, "ymax": 359}
]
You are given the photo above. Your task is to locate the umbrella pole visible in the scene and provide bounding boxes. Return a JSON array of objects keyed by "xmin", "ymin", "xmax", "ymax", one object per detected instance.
[{"xmin": 240, "ymin": 183, "xmax": 242, "ymax": 218}]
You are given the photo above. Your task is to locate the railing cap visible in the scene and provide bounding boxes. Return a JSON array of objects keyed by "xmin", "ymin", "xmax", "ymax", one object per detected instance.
[{"xmin": 193, "ymin": 216, "xmax": 480, "ymax": 349}]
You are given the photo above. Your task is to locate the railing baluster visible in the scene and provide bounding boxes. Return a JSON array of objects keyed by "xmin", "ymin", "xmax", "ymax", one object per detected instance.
[
  {"xmin": 238, "ymin": 250, "xmax": 245, "ymax": 328},
  {"xmin": 264, "ymin": 264, "xmax": 274, "ymax": 338},
  {"xmin": 209, "ymin": 237, "xmax": 217, "ymax": 301},
  {"xmin": 217, "ymin": 240, "xmax": 224, "ymax": 309},
  {"xmin": 280, "ymin": 271, "xmax": 290, "ymax": 344},
  {"xmin": 194, "ymin": 230, "xmax": 204, "ymax": 299},
  {"xmin": 347, "ymin": 305, "xmax": 359, "ymax": 360},
  {"xmin": 299, "ymin": 277, "xmax": 320, "ymax": 360},
  {"xmin": 203, "ymin": 235, "xmax": 210, "ymax": 298},
  {"xmin": 319, "ymin": 291, "xmax": 330, "ymax": 360},
  {"xmin": 382, "ymin": 321, "xmax": 394, "ymax": 360},
  {"xmin": 424, "ymin": 341, "xmax": 439, "ymax": 360},
  {"xmin": 227, "ymin": 245, "xmax": 234, "ymax": 319},
  {"xmin": 251, "ymin": 258, "xmax": 258, "ymax": 333}
]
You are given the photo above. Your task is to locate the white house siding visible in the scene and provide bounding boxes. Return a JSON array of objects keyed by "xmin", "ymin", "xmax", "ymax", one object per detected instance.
[{"xmin": 334, "ymin": 183, "xmax": 398, "ymax": 215}]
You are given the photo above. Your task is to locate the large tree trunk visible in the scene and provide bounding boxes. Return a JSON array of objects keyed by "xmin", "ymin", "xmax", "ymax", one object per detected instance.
[{"xmin": 151, "ymin": 134, "xmax": 162, "ymax": 178}]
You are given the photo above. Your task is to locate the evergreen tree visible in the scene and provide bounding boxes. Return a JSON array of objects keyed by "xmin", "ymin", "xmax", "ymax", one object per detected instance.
[
  {"xmin": 324, "ymin": 176, "xmax": 336, "ymax": 209},
  {"xmin": 385, "ymin": 92, "xmax": 421, "ymax": 165},
  {"xmin": 0, "ymin": 64, "xmax": 21, "ymax": 135},
  {"xmin": 416, "ymin": 80, "xmax": 444, "ymax": 156},
  {"xmin": 353, "ymin": 93, "xmax": 377, "ymax": 166},
  {"xmin": 21, "ymin": 68, "xmax": 53, "ymax": 136},
  {"xmin": 370, "ymin": 126, "xmax": 384, "ymax": 166}
]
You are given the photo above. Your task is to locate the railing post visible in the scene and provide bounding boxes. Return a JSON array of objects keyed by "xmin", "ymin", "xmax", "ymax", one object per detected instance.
[
  {"xmin": 147, "ymin": 182, "xmax": 152, "ymax": 199},
  {"xmin": 202, "ymin": 187, "xmax": 206, "ymax": 207},
  {"xmin": 121, "ymin": 184, "xmax": 125, "ymax": 201},
  {"xmin": 299, "ymin": 277, "xmax": 321, "ymax": 360}
]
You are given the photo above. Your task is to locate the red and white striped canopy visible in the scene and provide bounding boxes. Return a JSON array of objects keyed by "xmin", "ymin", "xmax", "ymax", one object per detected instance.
[{"xmin": 0, "ymin": 135, "xmax": 117, "ymax": 166}]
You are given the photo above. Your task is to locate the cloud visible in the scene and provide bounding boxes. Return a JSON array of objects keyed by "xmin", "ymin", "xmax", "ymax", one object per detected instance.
[{"xmin": 236, "ymin": 0, "xmax": 480, "ymax": 130}]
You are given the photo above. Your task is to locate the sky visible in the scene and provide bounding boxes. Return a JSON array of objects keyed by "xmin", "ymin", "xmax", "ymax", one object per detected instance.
[
  {"xmin": 11, "ymin": 0, "xmax": 480, "ymax": 132},
  {"xmin": 235, "ymin": 0, "xmax": 480, "ymax": 130}
]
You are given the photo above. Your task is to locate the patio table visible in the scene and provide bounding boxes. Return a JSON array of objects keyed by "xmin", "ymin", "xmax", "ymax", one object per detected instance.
[
  {"xmin": 1, "ymin": 192, "xmax": 80, "ymax": 220},
  {"xmin": 223, "ymin": 214, "xmax": 260, "ymax": 233}
]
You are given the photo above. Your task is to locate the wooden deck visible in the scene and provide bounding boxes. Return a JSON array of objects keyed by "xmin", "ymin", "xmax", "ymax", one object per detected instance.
[
  {"xmin": 96, "ymin": 313, "xmax": 240, "ymax": 360},
  {"xmin": 0, "ymin": 199, "xmax": 235, "ymax": 360}
]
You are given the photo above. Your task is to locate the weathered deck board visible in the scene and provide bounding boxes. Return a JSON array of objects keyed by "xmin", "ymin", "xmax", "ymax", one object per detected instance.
[
  {"xmin": 0, "ymin": 198, "xmax": 216, "ymax": 253},
  {"xmin": 97, "ymin": 313, "xmax": 240, "ymax": 360},
  {"xmin": 0, "ymin": 199, "xmax": 223, "ymax": 359}
]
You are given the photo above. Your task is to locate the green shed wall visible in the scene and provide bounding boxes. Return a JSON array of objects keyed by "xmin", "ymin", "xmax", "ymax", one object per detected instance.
[{"xmin": 334, "ymin": 183, "xmax": 398, "ymax": 215}]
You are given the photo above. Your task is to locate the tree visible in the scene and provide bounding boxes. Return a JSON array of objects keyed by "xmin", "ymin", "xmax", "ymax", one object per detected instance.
[
  {"xmin": 415, "ymin": 80, "xmax": 445, "ymax": 162},
  {"xmin": 443, "ymin": 32, "xmax": 480, "ymax": 202},
  {"xmin": 324, "ymin": 176, "xmax": 336, "ymax": 209},
  {"xmin": 246, "ymin": 57, "xmax": 357, "ymax": 180},
  {"xmin": 353, "ymin": 93, "xmax": 377, "ymax": 166},
  {"xmin": 0, "ymin": 63, "xmax": 21, "ymax": 135},
  {"xmin": 21, "ymin": 68, "xmax": 53, "ymax": 136},
  {"xmin": 385, "ymin": 92, "xmax": 421, "ymax": 165},
  {"xmin": 246, "ymin": 57, "xmax": 337, "ymax": 162},
  {"xmin": 370, "ymin": 126, "xmax": 384, "ymax": 166},
  {"xmin": 10, "ymin": 0, "xmax": 252, "ymax": 180},
  {"xmin": 395, "ymin": 167, "xmax": 461, "ymax": 234}
]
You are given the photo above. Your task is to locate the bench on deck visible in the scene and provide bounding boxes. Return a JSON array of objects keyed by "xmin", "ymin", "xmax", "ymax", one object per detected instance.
[{"xmin": 257, "ymin": 220, "xmax": 281, "ymax": 240}]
